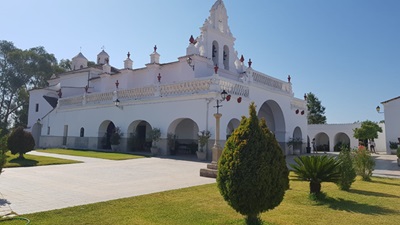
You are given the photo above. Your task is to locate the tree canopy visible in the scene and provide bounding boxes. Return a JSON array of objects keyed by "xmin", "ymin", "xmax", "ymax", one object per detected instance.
[
  {"xmin": 306, "ymin": 92, "xmax": 327, "ymax": 124},
  {"xmin": 353, "ymin": 120, "xmax": 383, "ymax": 141},
  {"xmin": 7, "ymin": 126, "xmax": 35, "ymax": 159},
  {"xmin": 0, "ymin": 40, "xmax": 65, "ymax": 133}
]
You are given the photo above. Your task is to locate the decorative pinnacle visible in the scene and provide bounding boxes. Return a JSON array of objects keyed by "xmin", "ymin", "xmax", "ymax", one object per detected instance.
[{"xmin": 240, "ymin": 55, "xmax": 244, "ymax": 63}]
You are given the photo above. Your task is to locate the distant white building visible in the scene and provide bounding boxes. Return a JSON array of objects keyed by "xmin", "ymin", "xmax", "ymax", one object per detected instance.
[
  {"xmin": 27, "ymin": 0, "xmax": 307, "ymax": 158},
  {"xmin": 380, "ymin": 96, "xmax": 400, "ymax": 154},
  {"xmin": 308, "ymin": 123, "xmax": 386, "ymax": 153}
]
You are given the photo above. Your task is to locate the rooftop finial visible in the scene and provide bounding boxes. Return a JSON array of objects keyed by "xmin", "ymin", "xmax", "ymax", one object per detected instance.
[
  {"xmin": 154, "ymin": 45, "xmax": 157, "ymax": 52},
  {"xmin": 127, "ymin": 52, "xmax": 130, "ymax": 59},
  {"xmin": 189, "ymin": 35, "xmax": 197, "ymax": 45}
]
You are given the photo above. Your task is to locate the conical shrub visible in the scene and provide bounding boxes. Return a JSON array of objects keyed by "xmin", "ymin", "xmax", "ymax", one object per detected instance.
[{"xmin": 217, "ymin": 102, "xmax": 289, "ymax": 224}]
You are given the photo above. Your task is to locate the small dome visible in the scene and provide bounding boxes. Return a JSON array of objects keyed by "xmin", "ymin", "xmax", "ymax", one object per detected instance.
[
  {"xmin": 72, "ymin": 52, "xmax": 88, "ymax": 61},
  {"xmin": 71, "ymin": 52, "xmax": 88, "ymax": 70},
  {"xmin": 97, "ymin": 50, "xmax": 110, "ymax": 65}
]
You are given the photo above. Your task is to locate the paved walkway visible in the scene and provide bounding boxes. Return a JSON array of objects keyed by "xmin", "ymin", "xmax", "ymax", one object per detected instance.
[
  {"xmin": 0, "ymin": 152, "xmax": 215, "ymax": 216},
  {"xmin": 0, "ymin": 151, "xmax": 399, "ymax": 217}
]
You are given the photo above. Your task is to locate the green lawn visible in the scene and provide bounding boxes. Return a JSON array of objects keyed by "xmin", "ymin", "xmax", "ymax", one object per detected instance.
[
  {"xmin": 36, "ymin": 149, "xmax": 145, "ymax": 160},
  {"xmin": 4, "ymin": 151, "xmax": 81, "ymax": 168},
  {"xmin": 2, "ymin": 174, "xmax": 399, "ymax": 225}
]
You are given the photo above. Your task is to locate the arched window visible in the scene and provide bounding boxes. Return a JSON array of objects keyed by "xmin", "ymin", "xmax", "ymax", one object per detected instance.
[
  {"xmin": 223, "ymin": 45, "xmax": 229, "ymax": 70},
  {"xmin": 80, "ymin": 127, "xmax": 85, "ymax": 137},
  {"xmin": 212, "ymin": 41, "xmax": 219, "ymax": 66}
]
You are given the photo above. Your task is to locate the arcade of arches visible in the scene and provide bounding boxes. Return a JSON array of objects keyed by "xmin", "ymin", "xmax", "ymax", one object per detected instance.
[{"xmin": 95, "ymin": 100, "xmax": 305, "ymax": 155}]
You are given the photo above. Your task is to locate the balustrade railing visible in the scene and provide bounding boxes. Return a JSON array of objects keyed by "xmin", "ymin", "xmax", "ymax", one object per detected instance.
[
  {"xmin": 57, "ymin": 77, "xmax": 250, "ymax": 108},
  {"xmin": 86, "ymin": 92, "xmax": 113, "ymax": 103},
  {"xmin": 251, "ymin": 71, "xmax": 292, "ymax": 94},
  {"xmin": 119, "ymin": 86, "xmax": 155, "ymax": 99},
  {"xmin": 160, "ymin": 79, "xmax": 212, "ymax": 96}
]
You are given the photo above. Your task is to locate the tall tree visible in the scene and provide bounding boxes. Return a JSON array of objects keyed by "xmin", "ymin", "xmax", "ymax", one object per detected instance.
[
  {"xmin": 0, "ymin": 40, "xmax": 64, "ymax": 131},
  {"xmin": 306, "ymin": 92, "xmax": 327, "ymax": 124}
]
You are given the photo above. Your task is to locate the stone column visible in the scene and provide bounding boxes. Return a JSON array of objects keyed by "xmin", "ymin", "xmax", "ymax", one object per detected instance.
[{"xmin": 212, "ymin": 113, "xmax": 223, "ymax": 164}]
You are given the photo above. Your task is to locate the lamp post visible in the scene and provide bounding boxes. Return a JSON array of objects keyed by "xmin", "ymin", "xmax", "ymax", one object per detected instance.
[
  {"xmin": 211, "ymin": 90, "xmax": 227, "ymax": 164},
  {"xmin": 114, "ymin": 99, "xmax": 123, "ymax": 109},
  {"xmin": 186, "ymin": 56, "xmax": 195, "ymax": 71},
  {"xmin": 376, "ymin": 106, "xmax": 384, "ymax": 114}
]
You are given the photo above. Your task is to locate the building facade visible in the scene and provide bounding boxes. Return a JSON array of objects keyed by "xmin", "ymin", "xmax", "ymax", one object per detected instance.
[
  {"xmin": 380, "ymin": 96, "xmax": 400, "ymax": 154},
  {"xmin": 308, "ymin": 123, "xmax": 386, "ymax": 153},
  {"xmin": 28, "ymin": 0, "xmax": 307, "ymax": 158}
]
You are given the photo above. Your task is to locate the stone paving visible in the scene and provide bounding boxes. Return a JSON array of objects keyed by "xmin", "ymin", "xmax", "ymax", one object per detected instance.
[
  {"xmin": 0, "ymin": 151, "xmax": 215, "ymax": 216},
  {"xmin": 0, "ymin": 151, "xmax": 399, "ymax": 217}
]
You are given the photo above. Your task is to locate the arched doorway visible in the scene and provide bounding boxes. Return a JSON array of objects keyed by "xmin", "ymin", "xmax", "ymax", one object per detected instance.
[
  {"xmin": 226, "ymin": 118, "xmax": 240, "ymax": 140},
  {"xmin": 168, "ymin": 118, "xmax": 199, "ymax": 156},
  {"xmin": 127, "ymin": 120, "xmax": 152, "ymax": 152},
  {"xmin": 258, "ymin": 100, "xmax": 286, "ymax": 146},
  {"xmin": 334, "ymin": 132, "xmax": 350, "ymax": 151},
  {"xmin": 98, "ymin": 120, "xmax": 115, "ymax": 149},
  {"xmin": 315, "ymin": 132, "xmax": 330, "ymax": 152},
  {"xmin": 291, "ymin": 127, "xmax": 303, "ymax": 153}
]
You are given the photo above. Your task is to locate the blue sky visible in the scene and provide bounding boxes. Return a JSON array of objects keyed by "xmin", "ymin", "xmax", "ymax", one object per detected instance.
[{"xmin": 2, "ymin": 0, "xmax": 399, "ymax": 124}]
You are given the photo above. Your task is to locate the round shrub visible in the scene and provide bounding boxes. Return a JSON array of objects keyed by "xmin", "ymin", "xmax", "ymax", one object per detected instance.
[{"xmin": 7, "ymin": 126, "xmax": 35, "ymax": 159}]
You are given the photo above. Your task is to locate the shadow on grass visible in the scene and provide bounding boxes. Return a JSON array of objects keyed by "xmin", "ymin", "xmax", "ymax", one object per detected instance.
[
  {"xmin": 9, "ymin": 157, "xmax": 39, "ymax": 167},
  {"xmin": 370, "ymin": 179, "xmax": 400, "ymax": 187},
  {"xmin": 317, "ymin": 194, "xmax": 398, "ymax": 215},
  {"xmin": 348, "ymin": 189, "xmax": 400, "ymax": 198}
]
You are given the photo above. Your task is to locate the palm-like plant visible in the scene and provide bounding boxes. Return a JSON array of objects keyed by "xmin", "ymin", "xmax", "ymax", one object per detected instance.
[{"xmin": 290, "ymin": 155, "xmax": 340, "ymax": 194}]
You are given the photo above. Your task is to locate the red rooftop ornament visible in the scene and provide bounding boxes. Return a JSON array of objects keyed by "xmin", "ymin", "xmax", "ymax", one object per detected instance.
[
  {"xmin": 115, "ymin": 80, "xmax": 119, "ymax": 89},
  {"xmin": 237, "ymin": 97, "xmax": 242, "ymax": 103},
  {"xmin": 301, "ymin": 110, "xmax": 305, "ymax": 115},
  {"xmin": 240, "ymin": 55, "xmax": 244, "ymax": 63},
  {"xmin": 214, "ymin": 64, "xmax": 219, "ymax": 74},
  {"xmin": 248, "ymin": 59, "xmax": 252, "ymax": 68},
  {"xmin": 157, "ymin": 73, "xmax": 161, "ymax": 82},
  {"xmin": 288, "ymin": 75, "xmax": 291, "ymax": 83},
  {"xmin": 189, "ymin": 35, "xmax": 197, "ymax": 44},
  {"xmin": 295, "ymin": 109, "xmax": 299, "ymax": 114},
  {"xmin": 226, "ymin": 95, "xmax": 231, "ymax": 102}
]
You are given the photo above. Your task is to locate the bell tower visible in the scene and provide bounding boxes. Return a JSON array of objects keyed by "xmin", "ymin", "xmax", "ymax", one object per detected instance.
[{"xmin": 190, "ymin": 0, "xmax": 238, "ymax": 73}]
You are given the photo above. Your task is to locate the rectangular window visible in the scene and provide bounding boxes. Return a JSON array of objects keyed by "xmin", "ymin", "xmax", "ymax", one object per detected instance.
[
  {"xmin": 35, "ymin": 103, "xmax": 39, "ymax": 112},
  {"xmin": 47, "ymin": 126, "xmax": 50, "ymax": 135}
]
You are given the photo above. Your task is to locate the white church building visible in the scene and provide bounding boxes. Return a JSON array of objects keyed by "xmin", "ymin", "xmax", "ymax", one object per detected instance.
[{"xmin": 27, "ymin": 0, "xmax": 307, "ymax": 158}]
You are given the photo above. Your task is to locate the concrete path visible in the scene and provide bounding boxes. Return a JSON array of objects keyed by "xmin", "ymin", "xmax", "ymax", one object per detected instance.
[
  {"xmin": 0, "ymin": 152, "xmax": 215, "ymax": 216},
  {"xmin": 0, "ymin": 151, "xmax": 399, "ymax": 217}
]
